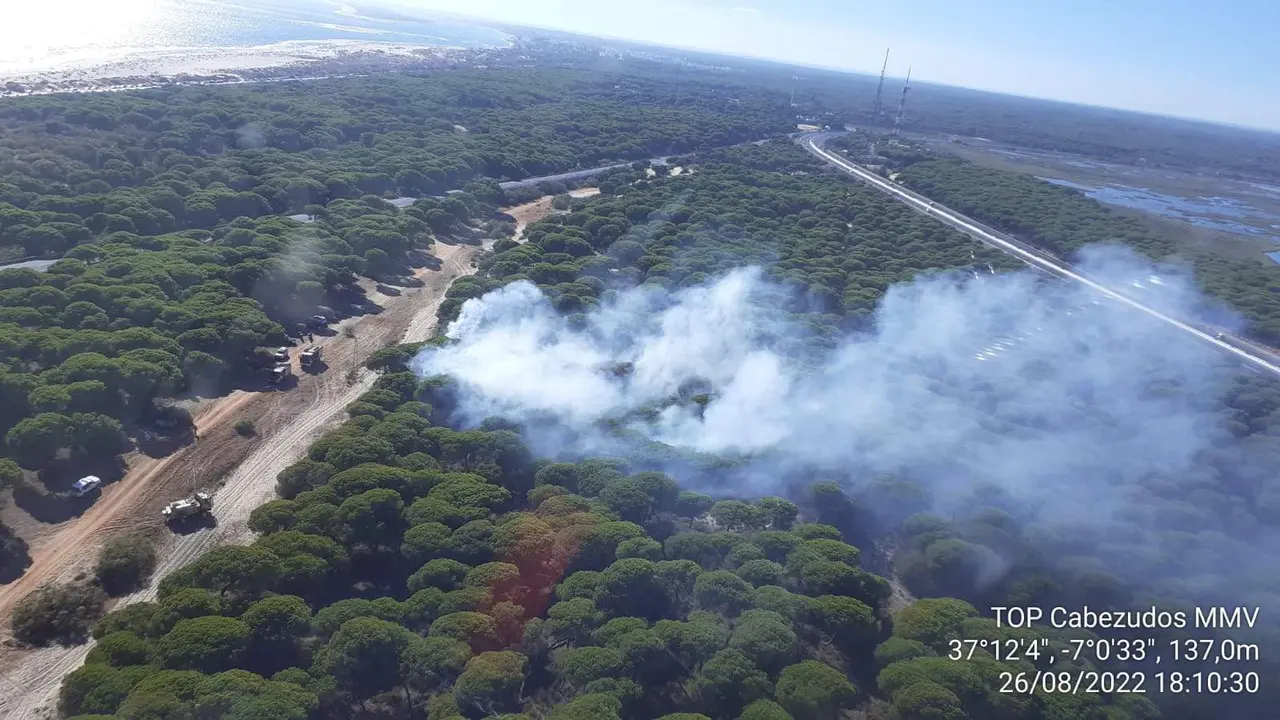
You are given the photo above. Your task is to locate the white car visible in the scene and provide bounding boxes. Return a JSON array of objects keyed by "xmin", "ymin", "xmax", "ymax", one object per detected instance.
[{"xmin": 70, "ymin": 476, "xmax": 102, "ymax": 497}]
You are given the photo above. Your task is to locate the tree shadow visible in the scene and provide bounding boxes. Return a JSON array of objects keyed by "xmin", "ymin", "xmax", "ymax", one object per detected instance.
[
  {"xmin": 268, "ymin": 373, "xmax": 300, "ymax": 392},
  {"xmin": 220, "ymin": 369, "xmax": 295, "ymax": 394},
  {"xmin": 37, "ymin": 456, "xmax": 128, "ymax": 493},
  {"xmin": 371, "ymin": 257, "xmax": 430, "ymax": 289},
  {"xmin": 0, "ymin": 526, "xmax": 32, "ymax": 584},
  {"xmin": 14, "ymin": 456, "xmax": 128, "ymax": 523},
  {"xmin": 301, "ymin": 359, "xmax": 329, "ymax": 375},
  {"xmin": 167, "ymin": 512, "xmax": 218, "ymax": 535},
  {"xmin": 436, "ymin": 232, "xmax": 484, "ymax": 246},
  {"xmin": 404, "ymin": 249, "xmax": 438, "ymax": 278},
  {"xmin": 134, "ymin": 425, "xmax": 197, "ymax": 459},
  {"xmin": 327, "ymin": 284, "xmax": 381, "ymax": 318}
]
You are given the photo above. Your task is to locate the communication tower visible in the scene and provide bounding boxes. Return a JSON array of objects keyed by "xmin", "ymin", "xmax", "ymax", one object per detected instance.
[
  {"xmin": 870, "ymin": 48, "xmax": 890, "ymax": 122},
  {"xmin": 892, "ymin": 67, "xmax": 912, "ymax": 139}
]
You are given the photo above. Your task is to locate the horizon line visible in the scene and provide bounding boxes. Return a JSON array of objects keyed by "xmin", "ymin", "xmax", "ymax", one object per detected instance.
[{"xmin": 403, "ymin": 5, "xmax": 1280, "ymax": 136}]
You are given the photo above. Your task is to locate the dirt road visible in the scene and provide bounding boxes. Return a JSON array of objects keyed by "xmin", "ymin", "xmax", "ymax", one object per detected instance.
[
  {"xmin": 0, "ymin": 389, "xmax": 257, "ymax": 604},
  {"xmin": 0, "ymin": 238, "xmax": 489, "ymax": 719},
  {"xmin": 505, "ymin": 188, "xmax": 597, "ymax": 244}
]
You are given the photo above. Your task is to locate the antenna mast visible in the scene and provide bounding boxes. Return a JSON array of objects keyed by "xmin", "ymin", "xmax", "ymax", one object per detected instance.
[
  {"xmin": 892, "ymin": 67, "xmax": 911, "ymax": 138},
  {"xmin": 870, "ymin": 48, "xmax": 890, "ymax": 123}
]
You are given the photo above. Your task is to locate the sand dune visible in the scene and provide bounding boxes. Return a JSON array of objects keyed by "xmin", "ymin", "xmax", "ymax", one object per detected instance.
[{"xmin": 0, "ymin": 39, "xmax": 470, "ymax": 97}]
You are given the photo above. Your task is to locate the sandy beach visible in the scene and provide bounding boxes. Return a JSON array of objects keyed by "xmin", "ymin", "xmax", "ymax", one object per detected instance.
[{"xmin": 0, "ymin": 38, "xmax": 498, "ymax": 98}]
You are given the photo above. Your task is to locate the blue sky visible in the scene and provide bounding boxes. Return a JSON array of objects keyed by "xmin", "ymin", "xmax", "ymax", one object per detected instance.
[{"xmin": 393, "ymin": 0, "xmax": 1279, "ymax": 131}]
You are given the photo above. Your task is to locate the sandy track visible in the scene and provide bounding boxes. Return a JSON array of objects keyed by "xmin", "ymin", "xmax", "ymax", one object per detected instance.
[
  {"xmin": 0, "ymin": 239, "xmax": 489, "ymax": 719},
  {"xmin": 0, "ymin": 391, "xmax": 258, "ymax": 610},
  {"xmin": 403, "ymin": 243, "xmax": 478, "ymax": 343},
  {"xmin": 136, "ymin": 372, "xmax": 377, "ymax": 598},
  {"xmin": 504, "ymin": 188, "xmax": 599, "ymax": 245},
  {"xmin": 508, "ymin": 196, "xmax": 556, "ymax": 243}
]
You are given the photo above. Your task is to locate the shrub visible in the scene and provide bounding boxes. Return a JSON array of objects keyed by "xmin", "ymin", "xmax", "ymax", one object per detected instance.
[
  {"xmin": 234, "ymin": 419, "xmax": 256, "ymax": 437},
  {"xmin": 94, "ymin": 534, "xmax": 158, "ymax": 596},
  {"xmin": 740, "ymin": 699, "xmax": 794, "ymax": 719},
  {"xmin": 12, "ymin": 582, "xmax": 106, "ymax": 645},
  {"xmin": 775, "ymin": 661, "xmax": 857, "ymax": 720},
  {"xmin": 85, "ymin": 631, "xmax": 153, "ymax": 667}
]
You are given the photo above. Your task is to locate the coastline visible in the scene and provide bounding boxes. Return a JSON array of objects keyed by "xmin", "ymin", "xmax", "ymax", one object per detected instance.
[{"xmin": 0, "ymin": 35, "xmax": 515, "ymax": 98}]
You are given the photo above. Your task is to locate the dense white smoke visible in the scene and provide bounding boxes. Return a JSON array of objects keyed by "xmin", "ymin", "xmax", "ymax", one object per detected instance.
[
  {"xmin": 413, "ymin": 245, "xmax": 1230, "ymax": 504},
  {"xmin": 410, "ymin": 243, "xmax": 1280, "ymax": 600}
]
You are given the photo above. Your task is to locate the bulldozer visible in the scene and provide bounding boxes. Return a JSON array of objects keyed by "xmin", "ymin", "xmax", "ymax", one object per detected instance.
[{"xmin": 163, "ymin": 491, "xmax": 213, "ymax": 524}]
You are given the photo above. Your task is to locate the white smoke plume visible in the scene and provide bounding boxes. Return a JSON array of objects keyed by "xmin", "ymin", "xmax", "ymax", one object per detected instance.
[
  {"xmin": 414, "ymin": 245, "xmax": 1227, "ymax": 488},
  {"xmin": 410, "ymin": 244, "xmax": 1280, "ymax": 600},
  {"xmin": 408, "ymin": 209, "xmax": 1280, "ymax": 656}
]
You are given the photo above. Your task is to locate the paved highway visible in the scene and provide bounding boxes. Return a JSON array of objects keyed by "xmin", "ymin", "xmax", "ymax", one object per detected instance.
[
  {"xmin": 499, "ymin": 162, "xmax": 643, "ymax": 191},
  {"xmin": 796, "ymin": 132, "xmax": 1280, "ymax": 379},
  {"xmin": 501, "ymin": 136, "xmax": 786, "ymax": 190},
  {"xmin": 0, "ymin": 258, "xmax": 56, "ymax": 273}
]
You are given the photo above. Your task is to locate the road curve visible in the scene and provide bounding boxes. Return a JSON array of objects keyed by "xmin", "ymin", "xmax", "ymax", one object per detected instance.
[{"xmin": 796, "ymin": 132, "xmax": 1280, "ymax": 379}]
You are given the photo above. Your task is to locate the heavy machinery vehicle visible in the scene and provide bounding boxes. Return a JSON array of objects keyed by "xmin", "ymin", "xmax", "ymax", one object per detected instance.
[
  {"xmin": 163, "ymin": 491, "xmax": 213, "ymax": 522},
  {"xmin": 268, "ymin": 364, "xmax": 292, "ymax": 384}
]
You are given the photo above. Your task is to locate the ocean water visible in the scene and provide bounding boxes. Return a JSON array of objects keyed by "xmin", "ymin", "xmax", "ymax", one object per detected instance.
[{"xmin": 0, "ymin": 0, "xmax": 507, "ymax": 75}]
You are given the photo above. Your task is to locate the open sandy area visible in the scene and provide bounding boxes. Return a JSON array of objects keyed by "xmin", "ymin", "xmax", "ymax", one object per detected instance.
[{"xmin": 0, "ymin": 40, "xmax": 466, "ymax": 98}]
